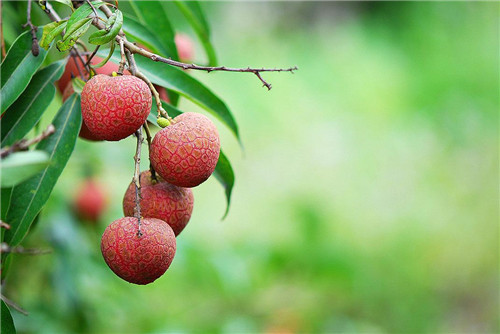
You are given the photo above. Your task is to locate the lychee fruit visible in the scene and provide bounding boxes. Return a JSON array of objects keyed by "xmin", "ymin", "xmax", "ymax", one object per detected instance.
[
  {"xmin": 101, "ymin": 217, "xmax": 176, "ymax": 285},
  {"xmin": 73, "ymin": 178, "xmax": 107, "ymax": 222},
  {"xmin": 62, "ymin": 84, "xmax": 103, "ymax": 141},
  {"xmin": 150, "ymin": 112, "xmax": 220, "ymax": 187},
  {"xmin": 81, "ymin": 74, "xmax": 152, "ymax": 141},
  {"xmin": 123, "ymin": 170, "xmax": 194, "ymax": 236}
]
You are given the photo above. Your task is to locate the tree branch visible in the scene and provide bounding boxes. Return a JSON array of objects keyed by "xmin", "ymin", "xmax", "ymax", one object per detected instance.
[
  {"xmin": 23, "ymin": 0, "xmax": 39, "ymax": 56},
  {"xmin": 1, "ymin": 294, "xmax": 28, "ymax": 316},
  {"xmin": 0, "ymin": 124, "xmax": 55, "ymax": 158}
]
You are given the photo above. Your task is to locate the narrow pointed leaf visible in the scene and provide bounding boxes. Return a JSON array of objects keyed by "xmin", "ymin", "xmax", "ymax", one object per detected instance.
[
  {"xmin": 56, "ymin": 18, "xmax": 93, "ymax": 52},
  {"xmin": 174, "ymin": 1, "xmax": 217, "ymax": 66},
  {"xmin": 66, "ymin": 0, "xmax": 104, "ymax": 31},
  {"xmin": 214, "ymin": 150, "xmax": 234, "ymax": 219},
  {"xmin": 129, "ymin": 1, "xmax": 178, "ymax": 60},
  {"xmin": 1, "ymin": 151, "xmax": 50, "ymax": 188},
  {"xmin": 1, "ymin": 60, "xmax": 66, "ymax": 147},
  {"xmin": 122, "ymin": 13, "xmax": 171, "ymax": 57},
  {"xmin": 1, "ymin": 300, "xmax": 16, "ymax": 334},
  {"xmin": 88, "ymin": 10, "xmax": 123, "ymax": 45},
  {"xmin": 3, "ymin": 95, "xmax": 82, "ymax": 249},
  {"xmin": 0, "ymin": 29, "xmax": 49, "ymax": 113},
  {"xmin": 39, "ymin": 20, "xmax": 67, "ymax": 50}
]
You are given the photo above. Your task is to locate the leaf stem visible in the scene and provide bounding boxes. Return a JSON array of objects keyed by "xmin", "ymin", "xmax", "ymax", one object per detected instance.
[{"xmin": 0, "ymin": 124, "xmax": 55, "ymax": 159}]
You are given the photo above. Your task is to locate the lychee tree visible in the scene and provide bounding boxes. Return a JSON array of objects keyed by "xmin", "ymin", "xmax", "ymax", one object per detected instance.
[{"xmin": 0, "ymin": 0, "xmax": 296, "ymax": 329}]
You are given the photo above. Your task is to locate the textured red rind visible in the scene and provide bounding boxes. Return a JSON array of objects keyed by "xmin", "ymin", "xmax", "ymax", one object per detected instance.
[
  {"xmin": 123, "ymin": 170, "xmax": 194, "ymax": 236},
  {"xmin": 150, "ymin": 112, "xmax": 220, "ymax": 188},
  {"xmin": 101, "ymin": 217, "xmax": 176, "ymax": 285},
  {"xmin": 81, "ymin": 74, "xmax": 152, "ymax": 141},
  {"xmin": 62, "ymin": 84, "xmax": 102, "ymax": 141},
  {"xmin": 74, "ymin": 179, "xmax": 107, "ymax": 223}
]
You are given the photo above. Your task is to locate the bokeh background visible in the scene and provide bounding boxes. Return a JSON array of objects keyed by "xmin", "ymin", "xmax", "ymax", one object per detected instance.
[{"xmin": 3, "ymin": 2, "xmax": 498, "ymax": 333}]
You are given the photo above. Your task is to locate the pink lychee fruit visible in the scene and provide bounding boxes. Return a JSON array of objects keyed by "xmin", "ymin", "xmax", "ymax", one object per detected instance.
[
  {"xmin": 123, "ymin": 170, "xmax": 194, "ymax": 236},
  {"xmin": 101, "ymin": 217, "xmax": 176, "ymax": 285},
  {"xmin": 150, "ymin": 112, "xmax": 220, "ymax": 187},
  {"xmin": 81, "ymin": 74, "xmax": 151, "ymax": 141}
]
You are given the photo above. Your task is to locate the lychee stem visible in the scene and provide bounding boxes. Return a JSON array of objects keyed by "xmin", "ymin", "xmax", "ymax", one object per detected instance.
[
  {"xmin": 142, "ymin": 122, "xmax": 158, "ymax": 183},
  {"xmin": 133, "ymin": 128, "xmax": 144, "ymax": 237}
]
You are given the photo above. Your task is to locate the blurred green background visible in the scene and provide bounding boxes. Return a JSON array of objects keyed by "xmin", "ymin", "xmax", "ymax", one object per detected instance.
[{"xmin": 4, "ymin": 2, "xmax": 498, "ymax": 333}]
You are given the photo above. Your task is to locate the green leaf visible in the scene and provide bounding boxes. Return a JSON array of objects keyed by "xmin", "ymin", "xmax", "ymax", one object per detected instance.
[
  {"xmin": 51, "ymin": 0, "xmax": 74, "ymax": 10},
  {"xmin": 65, "ymin": 0, "xmax": 104, "ymax": 31},
  {"xmin": 56, "ymin": 17, "xmax": 93, "ymax": 52},
  {"xmin": 174, "ymin": 1, "xmax": 217, "ymax": 66},
  {"xmin": 214, "ymin": 150, "xmax": 235, "ymax": 219},
  {"xmin": 129, "ymin": 1, "xmax": 178, "ymax": 60},
  {"xmin": 1, "ymin": 300, "xmax": 16, "ymax": 334},
  {"xmin": 0, "ymin": 29, "xmax": 49, "ymax": 113},
  {"xmin": 122, "ymin": 13, "xmax": 171, "ymax": 57},
  {"xmin": 88, "ymin": 9, "xmax": 123, "ymax": 45},
  {"xmin": 1, "ymin": 60, "xmax": 66, "ymax": 148},
  {"xmin": 1, "ymin": 151, "xmax": 50, "ymax": 188},
  {"xmin": 39, "ymin": 20, "xmax": 67, "ymax": 50},
  {"xmin": 127, "ymin": 54, "xmax": 240, "ymax": 142},
  {"xmin": 71, "ymin": 77, "xmax": 86, "ymax": 94},
  {"xmin": 1, "ymin": 188, "xmax": 12, "ymax": 221},
  {"xmin": 3, "ymin": 95, "xmax": 82, "ymax": 250}
]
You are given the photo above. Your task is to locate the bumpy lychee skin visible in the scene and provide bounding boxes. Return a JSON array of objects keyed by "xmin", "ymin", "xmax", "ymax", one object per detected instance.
[
  {"xmin": 63, "ymin": 84, "xmax": 102, "ymax": 141},
  {"xmin": 81, "ymin": 74, "xmax": 151, "ymax": 141},
  {"xmin": 150, "ymin": 112, "xmax": 220, "ymax": 187},
  {"xmin": 101, "ymin": 217, "xmax": 176, "ymax": 285},
  {"xmin": 123, "ymin": 171, "xmax": 194, "ymax": 236}
]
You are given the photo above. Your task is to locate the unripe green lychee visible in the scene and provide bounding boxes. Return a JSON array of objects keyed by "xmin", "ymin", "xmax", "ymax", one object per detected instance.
[
  {"xmin": 150, "ymin": 112, "xmax": 220, "ymax": 188},
  {"xmin": 123, "ymin": 170, "xmax": 194, "ymax": 236},
  {"xmin": 101, "ymin": 217, "xmax": 176, "ymax": 285},
  {"xmin": 81, "ymin": 74, "xmax": 151, "ymax": 141},
  {"xmin": 157, "ymin": 117, "xmax": 170, "ymax": 128}
]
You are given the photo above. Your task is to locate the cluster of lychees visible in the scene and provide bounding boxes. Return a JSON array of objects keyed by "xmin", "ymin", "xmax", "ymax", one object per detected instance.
[{"xmin": 62, "ymin": 37, "xmax": 221, "ymax": 285}]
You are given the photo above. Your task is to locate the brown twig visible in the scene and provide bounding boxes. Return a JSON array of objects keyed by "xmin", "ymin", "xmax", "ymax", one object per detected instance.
[
  {"xmin": 85, "ymin": 44, "xmax": 100, "ymax": 70},
  {"xmin": 1, "ymin": 243, "xmax": 51, "ymax": 255},
  {"xmin": 0, "ymin": 124, "xmax": 55, "ymax": 158},
  {"xmin": 23, "ymin": 0, "xmax": 39, "ymax": 56},
  {"xmin": 0, "ymin": 221, "xmax": 11, "ymax": 229},
  {"xmin": 142, "ymin": 122, "xmax": 157, "ymax": 182},
  {"xmin": 95, "ymin": 4, "xmax": 297, "ymax": 91},
  {"xmin": 124, "ymin": 48, "xmax": 169, "ymax": 119},
  {"xmin": 1, "ymin": 294, "xmax": 28, "ymax": 316},
  {"xmin": 38, "ymin": 1, "xmax": 61, "ymax": 21},
  {"xmin": 132, "ymin": 129, "xmax": 143, "ymax": 237},
  {"xmin": 117, "ymin": 38, "xmax": 126, "ymax": 75}
]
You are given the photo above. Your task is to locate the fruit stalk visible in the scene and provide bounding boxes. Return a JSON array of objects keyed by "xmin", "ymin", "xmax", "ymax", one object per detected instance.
[
  {"xmin": 124, "ymin": 48, "xmax": 169, "ymax": 120},
  {"xmin": 133, "ymin": 128, "xmax": 144, "ymax": 236},
  {"xmin": 142, "ymin": 122, "xmax": 158, "ymax": 182}
]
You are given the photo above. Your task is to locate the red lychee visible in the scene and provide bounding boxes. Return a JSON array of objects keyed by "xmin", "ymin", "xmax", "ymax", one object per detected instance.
[
  {"xmin": 63, "ymin": 84, "xmax": 103, "ymax": 141},
  {"xmin": 73, "ymin": 179, "xmax": 107, "ymax": 223},
  {"xmin": 81, "ymin": 74, "xmax": 152, "ymax": 141},
  {"xmin": 123, "ymin": 170, "xmax": 194, "ymax": 236},
  {"xmin": 101, "ymin": 217, "xmax": 176, "ymax": 285},
  {"xmin": 150, "ymin": 112, "xmax": 220, "ymax": 188}
]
